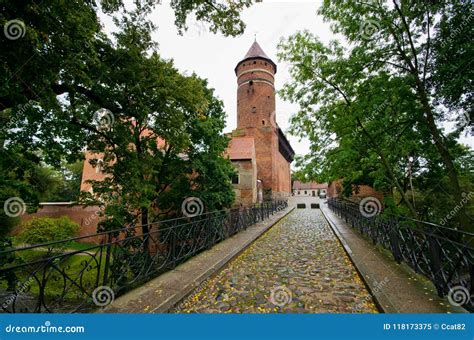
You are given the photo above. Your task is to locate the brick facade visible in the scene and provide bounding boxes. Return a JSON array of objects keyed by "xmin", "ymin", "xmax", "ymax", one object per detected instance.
[
  {"xmin": 232, "ymin": 41, "xmax": 294, "ymax": 201},
  {"xmin": 16, "ymin": 203, "xmax": 104, "ymax": 243},
  {"xmin": 327, "ymin": 179, "xmax": 384, "ymax": 203}
]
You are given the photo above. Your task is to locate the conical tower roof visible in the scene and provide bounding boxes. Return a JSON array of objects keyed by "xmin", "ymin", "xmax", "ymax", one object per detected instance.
[
  {"xmin": 235, "ymin": 40, "xmax": 277, "ymax": 74},
  {"xmin": 243, "ymin": 41, "xmax": 270, "ymax": 60}
]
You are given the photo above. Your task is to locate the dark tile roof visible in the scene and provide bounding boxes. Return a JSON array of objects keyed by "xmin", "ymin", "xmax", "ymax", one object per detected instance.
[
  {"xmin": 243, "ymin": 41, "xmax": 270, "ymax": 60},
  {"xmin": 235, "ymin": 40, "xmax": 277, "ymax": 74}
]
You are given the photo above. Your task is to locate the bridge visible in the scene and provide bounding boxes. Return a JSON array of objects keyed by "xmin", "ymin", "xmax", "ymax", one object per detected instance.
[{"xmin": 0, "ymin": 198, "xmax": 472, "ymax": 313}]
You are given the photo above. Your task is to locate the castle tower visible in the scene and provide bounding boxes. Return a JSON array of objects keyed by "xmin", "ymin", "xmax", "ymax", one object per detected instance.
[
  {"xmin": 233, "ymin": 41, "xmax": 294, "ymax": 200},
  {"xmin": 235, "ymin": 41, "xmax": 277, "ymax": 129}
]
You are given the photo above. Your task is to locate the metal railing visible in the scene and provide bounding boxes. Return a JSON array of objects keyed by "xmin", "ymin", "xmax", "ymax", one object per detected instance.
[
  {"xmin": 0, "ymin": 200, "xmax": 288, "ymax": 313},
  {"xmin": 327, "ymin": 198, "xmax": 473, "ymax": 312}
]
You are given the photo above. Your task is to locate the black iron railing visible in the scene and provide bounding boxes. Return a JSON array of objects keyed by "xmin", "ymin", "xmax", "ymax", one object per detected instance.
[
  {"xmin": 327, "ymin": 198, "xmax": 473, "ymax": 312},
  {"xmin": 0, "ymin": 200, "xmax": 288, "ymax": 313}
]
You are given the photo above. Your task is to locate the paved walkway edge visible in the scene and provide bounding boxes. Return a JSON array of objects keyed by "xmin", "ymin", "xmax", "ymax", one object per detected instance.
[
  {"xmin": 320, "ymin": 205, "xmax": 467, "ymax": 313},
  {"xmin": 100, "ymin": 207, "xmax": 295, "ymax": 313}
]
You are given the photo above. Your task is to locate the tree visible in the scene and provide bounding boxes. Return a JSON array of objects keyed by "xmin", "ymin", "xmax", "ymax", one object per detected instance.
[
  {"xmin": 0, "ymin": 0, "xmax": 250, "ymax": 234},
  {"xmin": 278, "ymin": 0, "xmax": 473, "ymax": 231},
  {"xmin": 75, "ymin": 11, "xmax": 234, "ymax": 235}
]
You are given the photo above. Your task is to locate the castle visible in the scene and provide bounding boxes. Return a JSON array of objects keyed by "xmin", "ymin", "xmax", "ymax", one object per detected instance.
[
  {"xmin": 227, "ymin": 41, "xmax": 294, "ymax": 205},
  {"xmin": 80, "ymin": 41, "xmax": 294, "ymax": 206}
]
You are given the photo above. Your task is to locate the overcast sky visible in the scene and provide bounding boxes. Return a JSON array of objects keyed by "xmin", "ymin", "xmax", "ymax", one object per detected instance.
[
  {"xmin": 144, "ymin": 0, "xmax": 331, "ymax": 158},
  {"xmin": 101, "ymin": 0, "xmax": 472, "ymax": 164}
]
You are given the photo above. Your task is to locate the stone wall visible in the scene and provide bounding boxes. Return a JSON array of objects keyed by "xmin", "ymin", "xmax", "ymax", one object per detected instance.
[{"xmin": 231, "ymin": 159, "xmax": 257, "ymax": 206}]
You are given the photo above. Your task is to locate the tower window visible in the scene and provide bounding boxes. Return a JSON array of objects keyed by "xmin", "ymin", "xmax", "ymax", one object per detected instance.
[
  {"xmin": 262, "ymin": 120, "xmax": 265, "ymax": 125},
  {"xmin": 249, "ymin": 80, "xmax": 253, "ymax": 86},
  {"xmin": 253, "ymin": 61, "xmax": 256, "ymax": 64},
  {"xmin": 251, "ymin": 107, "xmax": 256, "ymax": 113},
  {"xmin": 232, "ymin": 174, "xmax": 239, "ymax": 184}
]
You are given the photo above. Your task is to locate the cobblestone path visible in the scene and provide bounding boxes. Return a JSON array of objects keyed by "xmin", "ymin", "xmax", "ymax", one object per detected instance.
[{"xmin": 174, "ymin": 209, "xmax": 378, "ymax": 313}]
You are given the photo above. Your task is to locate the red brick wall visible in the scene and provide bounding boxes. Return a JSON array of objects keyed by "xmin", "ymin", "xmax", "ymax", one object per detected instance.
[
  {"xmin": 235, "ymin": 56, "xmax": 291, "ymax": 199},
  {"xmin": 80, "ymin": 151, "xmax": 107, "ymax": 193},
  {"xmin": 328, "ymin": 179, "xmax": 384, "ymax": 203},
  {"xmin": 236, "ymin": 59, "xmax": 276, "ymax": 129},
  {"xmin": 16, "ymin": 204, "xmax": 104, "ymax": 244}
]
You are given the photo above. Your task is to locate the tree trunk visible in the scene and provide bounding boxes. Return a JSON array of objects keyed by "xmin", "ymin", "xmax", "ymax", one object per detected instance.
[{"xmin": 415, "ymin": 81, "xmax": 469, "ymax": 232}]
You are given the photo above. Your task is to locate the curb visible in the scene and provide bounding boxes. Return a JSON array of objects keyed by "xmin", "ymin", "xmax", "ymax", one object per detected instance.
[
  {"xmin": 320, "ymin": 206, "xmax": 388, "ymax": 313},
  {"xmin": 320, "ymin": 206, "xmax": 468, "ymax": 314}
]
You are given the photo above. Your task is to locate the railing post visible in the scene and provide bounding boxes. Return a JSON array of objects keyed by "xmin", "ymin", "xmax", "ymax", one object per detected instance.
[
  {"xmin": 427, "ymin": 232, "xmax": 447, "ymax": 297},
  {"xmin": 102, "ymin": 232, "xmax": 113, "ymax": 286},
  {"xmin": 389, "ymin": 223, "xmax": 402, "ymax": 264},
  {"xmin": 170, "ymin": 229, "xmax": 177, "ymax": 267}
]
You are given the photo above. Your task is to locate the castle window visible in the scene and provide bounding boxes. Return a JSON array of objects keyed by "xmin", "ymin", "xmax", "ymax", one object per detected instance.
[
  {"xmin": 262, "ymin": 120, "xmax": 265, "ymax": 125},
  {"xmin": 253, "ymin": 61, "xmax": 256, "ymax": 64},
  {"xmin": 249, "ymin": 80, "xmax": 253, "ymax": 86},
  {"xmin": 265, "ymin": 62, "xmax": 267, "ymax": 65},
  {"xmin": 232, "ymin": 174, "xmax": 239, "ymax": 184},
  {"xmin": 251, "ymin": 107, "xmax": 256, "ymax": 113}
]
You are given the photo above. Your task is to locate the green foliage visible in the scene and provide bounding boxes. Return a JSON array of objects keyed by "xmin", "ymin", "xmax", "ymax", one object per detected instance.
[
  {"xmin": 17, "ymin": 217, "xmax": 80, "ymax": 245},
  {"xmin": 278, "ymin": 1, "xmax": 473, "ymax": 230},
  {"xmin": 1, "ymin": 0, "xmax": 245, "ymax": 232}
]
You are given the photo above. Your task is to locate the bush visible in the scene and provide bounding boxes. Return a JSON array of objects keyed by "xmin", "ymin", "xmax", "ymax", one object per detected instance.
[{"xmin": 17, "ymin": 216, "xmax": 80, "ymax": 245}]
